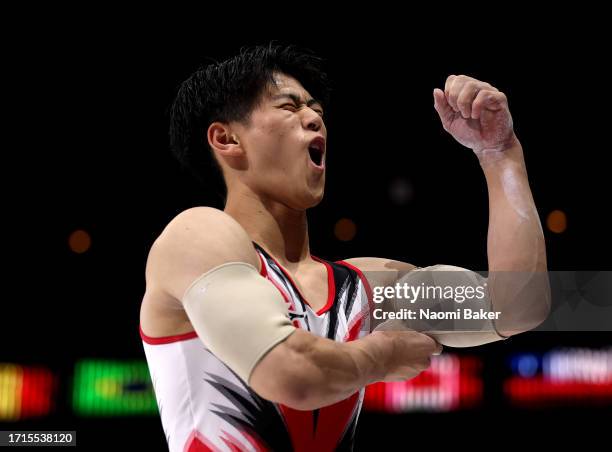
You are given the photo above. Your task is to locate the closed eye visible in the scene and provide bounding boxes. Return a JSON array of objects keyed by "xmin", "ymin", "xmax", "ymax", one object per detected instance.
[{"xmin": 280, "ymin": 103, "xmax": 324, "ymax": 117}]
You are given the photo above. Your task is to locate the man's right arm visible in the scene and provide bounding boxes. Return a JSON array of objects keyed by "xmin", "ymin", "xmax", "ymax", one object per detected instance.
[
  {"xmin": 250, "ymin": 327, "xmax": 439, "ymax": 410},
  {"xmin": 147, "ymin": 207, "xmax": 440, "ymax": 410}
]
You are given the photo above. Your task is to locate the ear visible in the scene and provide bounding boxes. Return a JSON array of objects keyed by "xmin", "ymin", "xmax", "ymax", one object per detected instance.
[{"xmin": 207, "ymin": 122, "xmax": 243, "ymax": 158}]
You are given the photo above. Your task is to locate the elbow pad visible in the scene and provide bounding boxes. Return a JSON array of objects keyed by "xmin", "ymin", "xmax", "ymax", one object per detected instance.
[
  {"xmin": 182, "ymin": 262, "xmax": 296, "ymax": 383},
  {"xmin": 377, "ymin": 264, "xmax": 507, "ymax": 347}
]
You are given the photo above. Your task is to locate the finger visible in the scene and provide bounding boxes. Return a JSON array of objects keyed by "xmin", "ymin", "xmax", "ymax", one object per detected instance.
[
  {"xmin": 456, "ymin": 81, "xmax": 483, "ymax": 119},
  {"xmin": 432, "ymin": 341, "xmax": 443, "ymax": 356},
  {"xmin": 421, "ymin": 333, "xmax": 443, "ymax": 355},
  {"xmin": 444, "ymin": 75, "xmax": 456, "ymax": 99},
  {"xmin": 433, "ymin": 88, "xmax": 453, "ymax": 126},
  {"xmin": 423, "ymin": 334, "xmax": 443, "ymax": 355},
  {"xmin": 445, "ymin": 75, "xmax": 463, "ymax": 111},
  {"xmin": 472, "ymin": 90, "xmax": 508, "ymax": 119},
  {"xmin": 445, "ymin": 75, "xmax": 474, "ymax": 112},
  {"xmin": 487, "ymin": 91, "xmax": 508, "ymax": 111},
  {"xmin": 471, "ymin": 90, "xmax": 490, "ymax": 119},
  {"xmin": 444, "ymin": 75, "xmax": 458, "ymax": 111}
]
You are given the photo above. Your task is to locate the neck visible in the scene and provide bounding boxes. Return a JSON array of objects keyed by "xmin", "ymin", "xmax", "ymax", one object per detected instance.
[{"xmin": 223, "ymin": 184, "xmax": 311, "ymax": 267}]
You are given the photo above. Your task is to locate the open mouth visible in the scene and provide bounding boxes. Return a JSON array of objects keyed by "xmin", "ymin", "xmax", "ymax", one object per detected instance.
[
  {"xmin": 308, "ymin": 137, "xmax": 325, "ymax": 167},
  {"xmin": 308, "ymin": 146, "xmax": 323, "ymax": 166}
]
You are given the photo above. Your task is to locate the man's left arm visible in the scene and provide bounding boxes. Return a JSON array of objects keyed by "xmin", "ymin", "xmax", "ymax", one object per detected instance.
[
  {"xmin": 434, "ymin": 75, "xmax": 550, "ymax": 336},
  {"xmin": 344, "ymin": 75, "xmax": 550, "ymax": 343}
]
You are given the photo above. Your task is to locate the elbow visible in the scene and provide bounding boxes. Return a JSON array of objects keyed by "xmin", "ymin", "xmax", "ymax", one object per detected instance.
[
  {"xmin": 497, "ymin": 277, "xmax": 552, "ymax": 336},
  {"xmin": 506, "ymin": 302, "xmax": 550, "ymax": 336},
  {"xmin": 523, "ymin": 273, "xmax": 552, "ymax": 331},
  {"xmin": 533, "ymin": 285, "xmax": 552, "ymax": 328}
]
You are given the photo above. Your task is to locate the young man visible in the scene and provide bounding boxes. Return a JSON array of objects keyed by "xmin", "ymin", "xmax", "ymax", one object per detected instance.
[{"xmin": 140, "ymin": 44, "xmax": 549, "ymax": 451}]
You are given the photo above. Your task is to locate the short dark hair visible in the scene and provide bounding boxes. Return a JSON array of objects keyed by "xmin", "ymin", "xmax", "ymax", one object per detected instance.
[{"xmin": 168, "ymin": 43, "xmax": 331, "ymax": 197}]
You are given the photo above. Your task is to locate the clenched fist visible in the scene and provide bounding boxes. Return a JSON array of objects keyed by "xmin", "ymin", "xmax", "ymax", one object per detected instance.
[{"xmin": 434, "ymin": 75, "xmax": 517, "ymax": 156}]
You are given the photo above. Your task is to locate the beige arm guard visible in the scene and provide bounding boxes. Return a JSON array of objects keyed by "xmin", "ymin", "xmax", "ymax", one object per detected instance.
[
  {"xmin": 182, "ymin": 262, "xmax": 296, "ymax": 383},
  {"xmin": 422, "ymin": 264, "xmax": 507, "ymax": 347},
  {"xmin": 376, "ymin": 264, "xmax": 508, "ymax": 347}
]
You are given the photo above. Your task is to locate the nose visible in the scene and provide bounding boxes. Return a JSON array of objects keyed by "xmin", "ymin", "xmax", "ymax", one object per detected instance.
[{"xmin": 303, "ymin": 109, "xmax": 324, "ymax": 132}]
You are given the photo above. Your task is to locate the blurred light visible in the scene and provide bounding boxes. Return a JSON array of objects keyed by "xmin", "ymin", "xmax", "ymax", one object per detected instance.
[
  {"xmin": 69, "ymin": 229, "xmax": 91, "ymax": 254},
  {"xmin": 334, "ymin": 218, "xmax": 356, "ymax": 242},
  {"xmin": 505, "ymin": 348, "xmax": 612, "ymax": 407},
  {"xmin": 363, "ymin": 355, "xmax": 482, "ymax": 413},
  {"xmin": 544, "ymin": 347, "xmax": 612, "ymax": 383},
  {"xmin": 546, "ymin": 210, "xmax": 567, "ymax": 234},
  {"xmin": 0, "ymin": 364, "xmax": 54, "ymax": 421},
  {"xmin": 388, "ymin": 177, "xmax": 414, "ymax": 205},
  {"xmin": 72, "ymin": 360, "xmax": 157, "ymax": 416},
  {"xmin": 512, "ymin": 354, "xmax": 539, "ymax": 378}
]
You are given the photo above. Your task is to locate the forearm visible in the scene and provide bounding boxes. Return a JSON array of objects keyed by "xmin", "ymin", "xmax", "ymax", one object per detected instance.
[
  {"xmin": 478, "ymin": 137, "xmax": 550, "ymax": 334},
  {"xmin": 251, "ymin": 329, "xmax": 389, "ymax": 410},
  {"xmin": 478, "ymin": 137, "xmax": 546, "ymax": 272}
]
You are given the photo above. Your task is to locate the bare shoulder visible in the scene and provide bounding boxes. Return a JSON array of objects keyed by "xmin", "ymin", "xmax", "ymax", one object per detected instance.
[
  {"xmin": 340, "ymin": 257, "xmax": 419, "ymax": 288},
  {"xmin": 146, "ymin": 207, "xmax": 260, "ymax": 301}
]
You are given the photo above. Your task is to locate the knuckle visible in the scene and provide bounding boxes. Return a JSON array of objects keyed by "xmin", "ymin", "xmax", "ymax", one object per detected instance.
[
  {"xmin": 476, "ymin": 90, "xmax": 488, "ymax": 100},
  {"xmin": 457, "ymin": 97, "xmax": 470, "ymax": 107},
  {"xmin": 418, "ymin": 334, "xmax": 436, "ymax": 350}
]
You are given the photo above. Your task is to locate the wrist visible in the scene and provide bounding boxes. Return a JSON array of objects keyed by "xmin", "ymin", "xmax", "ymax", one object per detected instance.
[
  {"xmin": 476, "ymin": 134, "xmax": 524, "ymax": 169},
  {"xmin": 357, "ymin": 332, "xmax": 391, "ymax": 384}
]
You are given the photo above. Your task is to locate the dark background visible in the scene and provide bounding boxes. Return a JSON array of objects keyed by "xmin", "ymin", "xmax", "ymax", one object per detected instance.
[{"xmin": 3, "ymin": 13, "xmax": 611, "ymax": 450}]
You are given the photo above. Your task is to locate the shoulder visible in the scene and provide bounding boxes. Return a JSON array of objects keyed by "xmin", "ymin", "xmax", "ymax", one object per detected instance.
[
  {"xmin": 145, "ymin": 207, "xmax": 260, "ymax": 300},
  {"xmin": 338, "ymin": 257, "xmax": 419, "ymax": 288},
  {"xmin": 156, "ymin": 207, "xmax": 252, "ymax": 251}
]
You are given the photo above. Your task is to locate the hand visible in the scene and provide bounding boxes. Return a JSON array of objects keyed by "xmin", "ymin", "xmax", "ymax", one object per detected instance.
[
  {"xmin": 372, "ymin": 329, "xmax": 442, "ymax": 382},
  {"xmin": 434, "ymin": 75, "xmax": 517, "ymax": 155}
]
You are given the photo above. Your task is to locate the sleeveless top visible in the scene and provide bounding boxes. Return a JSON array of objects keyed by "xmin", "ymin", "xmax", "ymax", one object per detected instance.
[{"xmin": 141, "ymin": 242, "xmax": 373, "ymax": 451}]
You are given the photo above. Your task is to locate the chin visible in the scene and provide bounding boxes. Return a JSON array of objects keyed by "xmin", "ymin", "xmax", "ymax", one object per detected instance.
[
  {"xmin": 306, "ymin": 189, "xmax": 325, "ymax": 208},
  {"xmin": 289, "ymin": 188, "xmax": 325, "ymax": 210}
]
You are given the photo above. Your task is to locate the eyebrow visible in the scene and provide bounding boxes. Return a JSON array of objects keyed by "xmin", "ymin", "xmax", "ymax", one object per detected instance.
[{"xmin": 271, "ymin": 93, "xmax": 323, "ymax": 110}]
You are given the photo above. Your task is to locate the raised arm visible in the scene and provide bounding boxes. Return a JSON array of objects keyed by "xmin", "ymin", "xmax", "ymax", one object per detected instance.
[
  {"xmin": 434, "ymin": 75, "xmax": 550, "ymax": 336},
  {"xmin": 340, "ymin": 77, "xmax": 551, "ymax": 346}
]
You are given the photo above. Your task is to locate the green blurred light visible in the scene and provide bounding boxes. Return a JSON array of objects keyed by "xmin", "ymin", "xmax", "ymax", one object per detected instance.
[{"xmin": 72, "ymin": 360, "xmax": 157, "ymax": 416}]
